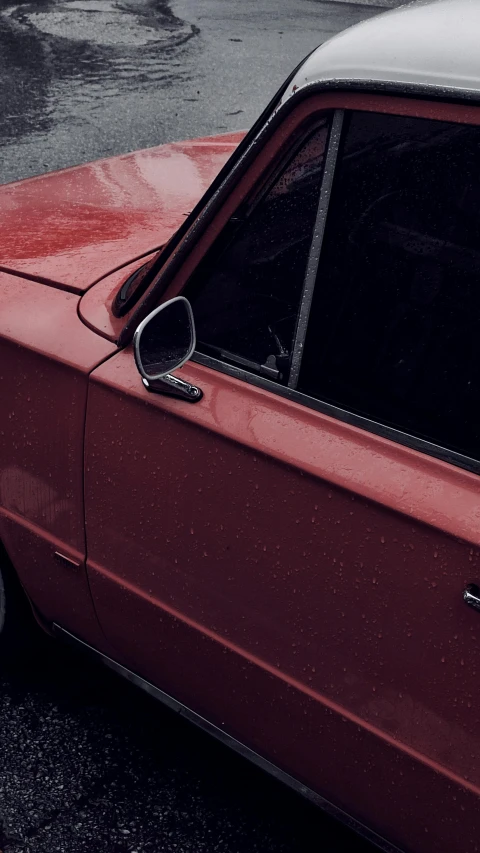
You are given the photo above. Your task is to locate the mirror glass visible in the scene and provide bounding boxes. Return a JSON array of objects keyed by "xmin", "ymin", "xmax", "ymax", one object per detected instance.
[{"xmin": 136, "ymin": 297, "xmax": 195, "ymax": 378}]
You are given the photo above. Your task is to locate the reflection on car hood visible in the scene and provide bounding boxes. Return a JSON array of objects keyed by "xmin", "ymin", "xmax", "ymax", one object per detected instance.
[{"xmin": 0, "ymin": 132, "xmax": 245, "ymax": 294}]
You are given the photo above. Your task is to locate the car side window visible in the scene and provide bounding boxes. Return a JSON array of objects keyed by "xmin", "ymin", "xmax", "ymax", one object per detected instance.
[
  {"xmin": 299, "ymin": 111, "xmax": 480, "ymax": 462},
  {"xmin": 186, "ymin": 118, "xmax": 332, "ymax": 384}
]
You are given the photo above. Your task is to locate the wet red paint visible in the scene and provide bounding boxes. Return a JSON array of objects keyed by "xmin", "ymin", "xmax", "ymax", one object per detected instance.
[
  {"xmin": 0, "ymin": 270, "xmax": 115, "ymax": 648},
  {"xmin": 84, "ymin": 352, "xmax": 480, "ymax": 853},
  {"xmin": 0, "ymin": 132, "xmax": 244, "ymax": 292},
  {"xmin": 3, "ymin": 94, "xmax": 480, "ymax": 853},
  {"xmin": 78, "ymin": 253, "xmax": 159, "ymax": 342}
]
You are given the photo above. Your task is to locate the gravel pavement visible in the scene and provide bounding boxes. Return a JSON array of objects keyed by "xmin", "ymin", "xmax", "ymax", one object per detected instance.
[{"xmin": 1, "ymin": 640, "xmax": 379, "ymax": 852}]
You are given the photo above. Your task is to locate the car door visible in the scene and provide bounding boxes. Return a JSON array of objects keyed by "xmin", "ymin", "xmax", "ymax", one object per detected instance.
[{"xmin": 85, "ymin": 99, "xmax": 480, "ymax": 853}]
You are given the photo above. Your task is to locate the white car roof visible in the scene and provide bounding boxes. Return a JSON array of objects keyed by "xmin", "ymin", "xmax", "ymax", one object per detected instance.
[{"xmin": 282, "ymin": 0, "xmax": 480, "ymax": 104}]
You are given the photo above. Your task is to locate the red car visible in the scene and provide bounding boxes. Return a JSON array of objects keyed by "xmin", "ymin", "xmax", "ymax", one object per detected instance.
[{"xmin": 2, "ymin": 1, "xmax": 480, "ymax": 850}]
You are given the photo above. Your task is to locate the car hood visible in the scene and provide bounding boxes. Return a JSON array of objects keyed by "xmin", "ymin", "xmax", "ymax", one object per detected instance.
[{"xmin": 0, "ymin": 132, "xmax": 245, "ymax": 294}]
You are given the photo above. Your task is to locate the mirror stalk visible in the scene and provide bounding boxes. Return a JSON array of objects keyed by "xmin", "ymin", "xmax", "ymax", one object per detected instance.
[{"xmin": 142, "ymin": 374, "xmax": 203, "ymax": 402}]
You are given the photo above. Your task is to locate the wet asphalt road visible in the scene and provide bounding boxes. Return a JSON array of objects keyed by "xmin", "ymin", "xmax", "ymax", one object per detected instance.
[
  {"xmin": 0, "ymin": 0, "xmax": 401, "ymax": 184},
  {"xmin": 0, "ymin": 1, "xmax": 403, "ymax": 851},
  {"xmin": 0, "ymin": 640, "xmax": 382, "ymax": 853}
]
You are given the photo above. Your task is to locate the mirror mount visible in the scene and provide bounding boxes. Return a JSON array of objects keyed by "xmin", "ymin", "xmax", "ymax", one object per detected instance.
[
  {"xmin": 141, "ymin": 374, "xmax": 203, "ymax": 402},
  {"xmin": 134, "ymin": 296, "xmax": 202, "ymax": 403}
]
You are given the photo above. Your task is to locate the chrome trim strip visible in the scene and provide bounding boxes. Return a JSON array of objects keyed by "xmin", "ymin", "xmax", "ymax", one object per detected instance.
[
  {"xmin": 53, "ymin": 624, "xmax": 403, "ymax": 853},
  {"xmin": 276, "ymin": 77, "xmax": 480, "ymax": 112},
  {"xmin": 192, "ymin": 351, "xmax": 480, "ymax": 477},
  {"xmin": 54, "ymin": 551, "xmax": 81, "ymax": 569},
  {"xmin": 288, "ymin": 109, "xmax": 344, "ymax": 389},
  {"xmin": 463, "ymin": 583, "xmax": 480, "ymax": 613}
]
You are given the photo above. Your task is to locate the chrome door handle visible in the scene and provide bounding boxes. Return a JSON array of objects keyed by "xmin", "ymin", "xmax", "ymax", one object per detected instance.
[{"xmin": 464, "ymin": 583, "xmax": 480, "ymax": 612}]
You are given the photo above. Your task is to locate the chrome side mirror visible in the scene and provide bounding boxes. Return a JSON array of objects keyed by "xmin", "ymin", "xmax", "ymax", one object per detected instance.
[{"xmin": 133, "ymin": 296, "xmax": 202, "ymax": 402}]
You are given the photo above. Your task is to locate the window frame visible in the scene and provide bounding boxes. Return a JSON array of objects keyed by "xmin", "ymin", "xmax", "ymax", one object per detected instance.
[
  {"xmin": 185, "ymin": 112, "xmax": 340, "ymax": 386},
  {"xmin": 186, "ymin": 94, "xmax": 480, "ymax": 477}
]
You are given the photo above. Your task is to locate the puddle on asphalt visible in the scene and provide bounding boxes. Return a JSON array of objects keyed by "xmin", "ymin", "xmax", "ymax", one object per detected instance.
[
  {"xmin": 0, "ymin": 0, "xmax": 199, "ymax": 144},
  {"xmin": 11, "ymin": 0, "xmax": 195, "ymax": 46}
]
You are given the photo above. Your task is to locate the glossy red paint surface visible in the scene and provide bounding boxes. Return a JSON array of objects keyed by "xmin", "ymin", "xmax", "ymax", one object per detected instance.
[
  {"xmin": 85, "ymin": 352, "xmax": 480, "ymax": 853},
  {"xmin": 78, "ymin": 252, "xmax": 158, "ymax": 342},
  {"xmin": 0, "ymin": 270, "xmax": 115, "ymax": 647},
  {"xmin": 0, "ymin": 132, "xmax": 244, "ymax": 293}
]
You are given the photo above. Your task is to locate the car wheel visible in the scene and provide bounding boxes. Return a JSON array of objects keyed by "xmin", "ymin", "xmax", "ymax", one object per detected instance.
[{"xmin": 0, "ymin": 556, "xmax": 37, "ymax": 661}]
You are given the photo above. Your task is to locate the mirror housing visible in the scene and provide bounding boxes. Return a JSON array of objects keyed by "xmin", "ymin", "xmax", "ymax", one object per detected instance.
[{"xmin": 133, "ymin": 297, "xmax": 202, "ymax": 402}]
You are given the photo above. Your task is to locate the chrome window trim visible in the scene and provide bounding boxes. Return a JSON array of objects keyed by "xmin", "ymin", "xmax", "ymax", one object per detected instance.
[
  {"xmin": 275, "ymin": 78, "xmax": 480, "ymax": 112},
  {"xmin": 191, "ymin": 351, "xmax": 480, "ymax": 477},
  {"xmin": 54, "ymin": 624, "xmax": 403, "ymax": 853},
  {"xmin": 288, "ymin": 109, "xmax": 344, "ymax": 389}
]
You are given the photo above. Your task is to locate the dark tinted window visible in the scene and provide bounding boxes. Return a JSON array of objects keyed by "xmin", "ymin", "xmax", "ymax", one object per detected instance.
[
  {"xmin": 187, "ymin": 119, "xmax": 331, "ymax": 384},
  {"xmin": 300, "ymin": 112, "xmax": 480, "ymax": 462}
]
